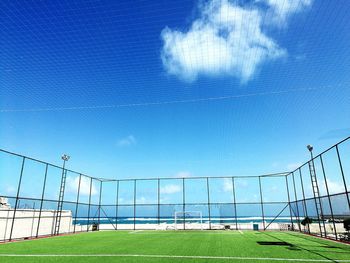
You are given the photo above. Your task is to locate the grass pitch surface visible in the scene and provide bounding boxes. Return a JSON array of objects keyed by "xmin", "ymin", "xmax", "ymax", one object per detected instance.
[{"xmin": 0, "ymin": 231, "xmax": 349, "ymax": 262}]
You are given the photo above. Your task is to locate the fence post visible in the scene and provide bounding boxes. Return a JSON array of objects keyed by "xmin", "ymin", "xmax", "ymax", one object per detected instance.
[
  {"xmin": 73, "ymin": 174, "xmax": 82, "ymax": 233},
  {"xmin": 285, "ymin": 175, "xmax": 294, "ymax": 230},
  {"xmin": 158, "ymin": 178, "xmax": 160, "ymax": 226},
  {"xmin": 98, "ymin": 181, "xmax": 102, "ymax": 229},
  {"xmin": 182, "ymin": 178, "xmax": 185, "ymax": 230},
  {"xmin": 232, "ymin": 177, "xmax": 238, "ymax": 230},
  {"xmin": 9, "ymin": 157, "xmax": 26, "ymax": 241},
  {"xmin": 336, "ymin": 145, "xmax": 350, "ymax": 210},
  {"xmin": 87, "ymin": 177, "xmax": 93, "ymax": 232},
  {"xmin": 36, "ymin": 164, "xmax": 49, "ymax": 237},
  {"xmin": 134, "ymin": 179, "xmax": 136, "ymax": 230},
  {"xmin": 291, "ymin": 172, "xmax": 301, "ymax": 232},
  {"xmin": 259, "ymin": 177, "xmax": 265, "ymax": 230},
  {"xmin": 299, "ymin": 168, "xmax": 310, "ymax": 233},
  {"xmin": 206, "ymin": 178, "xmax": 211, "ymax": 230},
  {"xmin": 116, "ymin": 181, "xmax": 119, "ymax": 230},
  {"xmin": 320, "ymin": 155, "xmax": 338, "ymax": 240}
]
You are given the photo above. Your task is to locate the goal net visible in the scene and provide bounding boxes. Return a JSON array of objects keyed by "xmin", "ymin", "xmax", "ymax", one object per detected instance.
[{"xmin": 174, "ymin": 211, "xmax": 203, "ymax": 230}]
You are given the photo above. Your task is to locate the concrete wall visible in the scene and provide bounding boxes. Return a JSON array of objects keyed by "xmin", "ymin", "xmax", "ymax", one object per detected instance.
[{"xmin": 0, "ymin": 208, "xmax": 85, "ymax": 240}]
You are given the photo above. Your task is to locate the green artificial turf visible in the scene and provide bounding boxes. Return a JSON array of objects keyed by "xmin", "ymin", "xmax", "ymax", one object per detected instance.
[{"xmin": 0, "ymin": 231, "xmax": 349, "ymax": 262}]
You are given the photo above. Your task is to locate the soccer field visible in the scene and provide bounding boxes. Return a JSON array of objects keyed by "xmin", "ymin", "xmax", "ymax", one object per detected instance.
[{"xmin": 0, "ymin": 231, "xmax": 349, "ymax": 263}]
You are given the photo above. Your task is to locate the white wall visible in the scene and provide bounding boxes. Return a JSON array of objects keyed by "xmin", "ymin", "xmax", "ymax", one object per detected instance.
[{"xmin": 0, "ymin": 208, "xmax": 84, "ymax": 240}]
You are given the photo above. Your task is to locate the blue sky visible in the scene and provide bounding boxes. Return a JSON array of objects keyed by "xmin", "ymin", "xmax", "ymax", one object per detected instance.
[{"xmin": 0, "ymin": 0, "xmax": 350, "ymax": 213}]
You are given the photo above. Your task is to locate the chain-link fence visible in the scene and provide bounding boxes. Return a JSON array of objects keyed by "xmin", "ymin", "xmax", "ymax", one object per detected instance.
[{"xmin": 1, "ymin": 137, "xmax": 349, "ymax": 242}]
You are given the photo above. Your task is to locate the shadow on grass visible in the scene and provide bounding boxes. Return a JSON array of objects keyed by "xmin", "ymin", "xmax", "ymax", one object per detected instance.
[
  {"xmin": 283, "ymin": 232, "xmax": 350, "ymax": 253},
  {"xmin": 260, "ymin": 232, "xmax": 343, "ymax": 263}
]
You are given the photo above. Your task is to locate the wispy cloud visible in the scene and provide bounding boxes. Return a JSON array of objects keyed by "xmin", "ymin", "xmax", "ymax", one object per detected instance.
[
  {"xmin": 160, "ymin": 184, "xmax": 182, "ymax": 194},
  {"xmin": 261, "ymin": 0, "xmax": 313, "ymax": 25},
  {"xmin": 161, "ymin": 0, "xmax": 312, "ymax": 82},
  {"xmin": 223, "ymin": 178, "xmax": 233, "ymax": 192},
  {"xmin": 66, "ymin": 176, "xmax": 97, "ymax": 196},
  {"xmin": 319, "ymin": 179, "xmax": 345, "ymax": 195},
  {"xmin": 306, "ymin": 178, "xmax": 345, "ymax": 196},
  {"xmin": 117, "ymin": 135, "xmax": 137, "ymax": 147}
]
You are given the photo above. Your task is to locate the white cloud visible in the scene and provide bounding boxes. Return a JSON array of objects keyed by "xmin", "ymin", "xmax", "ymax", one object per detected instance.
[
  {"xmin": 319, "ymin": 179, "xmax": 345, "ymax": 195},
  {"xmin": 161, "ymin": 0, "xmax": 312, "ymax": 82},
  {"xmin": 223, "ymin": 178, "xmax": 233, "ymax": 192},
  {"xmin": 262, "ymin": 0, "xmax": 313, "ymax": 25},
  {"xmin": 306, "ymin": 178, "xmax": 345, "ymax": 196},
  {"xmin": 136, "ymin": 196, "xmax": 147, "ymax": 204},
  {"xmin": 160, "ymin": 184, "xmax": 182, "ymax": 194},
  {"xmin": 117, "ymin": 135, "xmax": 136, "ymax": 147},
  {"xmin": 236, "ymin": 179, "xmax": 248, "ymax": 188},
  {"xmin": 66, "ymin": 176, "xmax": 97, "ymax": 196},
  {"xmin": 174, "ymin": 171, "xmax": 192, "ymax": 178}
]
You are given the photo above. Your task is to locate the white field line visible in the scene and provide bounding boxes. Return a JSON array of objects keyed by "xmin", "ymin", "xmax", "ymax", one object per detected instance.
[
  {"xmin": 0, "ymin": 254, "xmax": 350, "ymax": 262},
  {"xmin": 238, "ymin": 230, "xmax": 243, "ymax": 235},
  {"xmin": 129, "ymin": 230, "xmax": 144, "ymax": 234}
]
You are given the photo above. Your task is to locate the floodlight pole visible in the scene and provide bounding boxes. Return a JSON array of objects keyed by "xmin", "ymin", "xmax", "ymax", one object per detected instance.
[
  {"xmin": 307, "ymin": 145, "xmax": 326, "ymax": 237},
  {"xmin": 54, "ymin": 154, "xmax": 70, "ymax": 236}
]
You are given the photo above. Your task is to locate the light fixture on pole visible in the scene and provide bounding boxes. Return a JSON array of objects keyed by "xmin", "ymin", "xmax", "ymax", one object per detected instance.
[
  {"xmin": 307, "ymin": 145, "xmax": 314, "ymax": 159},
  {"xmin": 61, "ymin": 154, "xmax": 70, "ymax": 171}
]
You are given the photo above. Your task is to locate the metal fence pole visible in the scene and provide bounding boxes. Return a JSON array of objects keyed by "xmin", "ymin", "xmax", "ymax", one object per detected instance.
[
  {"xmin": 232, "ymin": 177, "xmax": 238, "ymax": 230},
  {"xmin": 336, "ymin": 145, "xmax": 350, "ymax": 210},
  {"xmin": 134, "ymin": 179, "xmax": 136, "ymax": 230},
  {"xmin": 36, "ymin": 164, "xmax": 49, "ymax": 238},
  {"xmin": 73, "ymin": 174, "xmax": 82, "ymax": 234},
  {"xmin": 116, "ymin": 181, "xmax": 119, "ymax": 230},
  {"xmin": 98, "ymin": 181, "xmax": 103, "ymax": 229},
  {"xmin": 206, "ymin": 178, "xmax": 211, "ymax": 230},
  {"xmin": 183, "ymin": 178, "xmax": 185, "ymax": 230},
  {"xmin": 9, "ymin": 157, "xmax": 26, "ymax": 241},
  {"xmin": 320, "ymin": 155, "xmax": 338, "ymax": 240},
  {"xmin": 299, "ymin": 168, "xmax": 310, "ymax": 233},
  {"xmin": 291, "ymin": 172, "xmax": 301, "ymax": 232},
  {"xmin": 258, "ymin": 177, "xmax": 265, "ymax": 230},
  {"xmin": 285, "ymin": 175, "xmax": 294, "ymax": 230},
  {"xmin": 87, "ymin": 177, "xmax": 93, "ymax": 232},
  {"xmin": 158, "ymin": 178, "xmax": 160, "ymax": 226}
]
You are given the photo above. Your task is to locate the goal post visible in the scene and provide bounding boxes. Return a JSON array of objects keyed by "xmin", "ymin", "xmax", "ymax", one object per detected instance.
[{"xmin": 174, "ymin": 211, "xmax": 203, "ymax": 230}]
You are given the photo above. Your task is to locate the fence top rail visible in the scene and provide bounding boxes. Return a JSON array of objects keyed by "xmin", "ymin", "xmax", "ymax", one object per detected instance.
[
  {"xmin": 286, "ymin": 136, "xmax": 350, "ymax": 176},
  {"xmin": 104, "ymin": 172, "xmax": 290, "ymax": 182},
  {"xmin": 1, "ymin": 136, "xmax": 348, "ymax": 182},
  {"xmin": 0, "ymin": 148, "xmax": 104, "ymax": 181}
]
